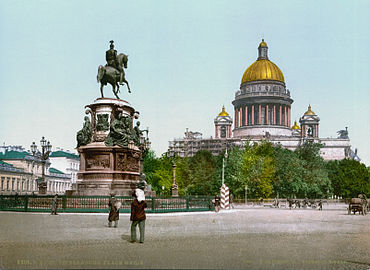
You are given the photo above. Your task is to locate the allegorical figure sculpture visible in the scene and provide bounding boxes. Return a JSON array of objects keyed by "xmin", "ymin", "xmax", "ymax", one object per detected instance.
[
  {"xmin": 97, "ymin": 40, "xmax": 131, "ymax": 99},
  {"xmin": 337, "ymin": 127, "xmax": 349, "ymax": 139},
  {"xmin": 105, "ymin": 114, "xmax": 132, "ymax": 147},
  {"xmin": 76, "ymin": 116, "xmax": 92, "ymax": 147},
  {"xmin": 132, "ymin": 121, "xmax": 144, "ymax": 146}
]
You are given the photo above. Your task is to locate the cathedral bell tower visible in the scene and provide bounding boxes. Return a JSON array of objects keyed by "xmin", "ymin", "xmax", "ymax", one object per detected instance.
[
  {"xmin": 299, "ymin": 105, "xmax": 320, "ymax": 138},
  {"xmin": 214, "ymin": 105, "xmax": 233, "ymax": 139}
]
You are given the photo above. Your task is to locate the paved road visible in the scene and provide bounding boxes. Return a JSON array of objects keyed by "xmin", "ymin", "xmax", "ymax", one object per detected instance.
[{"xmin": 0, "ymin": 206, "xmax": 369, "ymax": 269}]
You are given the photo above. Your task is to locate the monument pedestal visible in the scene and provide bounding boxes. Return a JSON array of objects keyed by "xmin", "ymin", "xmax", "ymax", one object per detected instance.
[
  {"xmin": 77, "ymin": 142, "xmax": 141, "ymax": 196},
  {"xmin": 75, "ymin": 98, "xmax": 144, "ymax": 196}
]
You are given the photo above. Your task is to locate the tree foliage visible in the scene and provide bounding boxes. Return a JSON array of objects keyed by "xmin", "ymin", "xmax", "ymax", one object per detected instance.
[
  {"xmin": 326, "ymin": 159, "xmax": 370, "ymax": 198},
  {"xmin": 143, "ymin": 142, "xmax": 369, "ymax": 199}
]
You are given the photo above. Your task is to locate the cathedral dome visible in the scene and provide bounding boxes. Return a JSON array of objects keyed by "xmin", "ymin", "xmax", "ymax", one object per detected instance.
[
  {"xmin": 304, "ymin": 105, "xmax": 315, "ymax": 115},
  {"xmin": 218, "ymin": 105, "xmax": 229, "ymax": 117},
  {"xmin": 241, "ymin": 39, "xmax": 285, "ymax": 84},
  {"xmin": 292, "ymin": 120, "xmax": 300, "ymax": 130}
]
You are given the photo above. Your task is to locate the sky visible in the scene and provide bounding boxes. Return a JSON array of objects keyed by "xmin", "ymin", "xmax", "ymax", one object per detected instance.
[{"xmin": 0, "ymin": 0, "xmax": 369, "ymax": 165}]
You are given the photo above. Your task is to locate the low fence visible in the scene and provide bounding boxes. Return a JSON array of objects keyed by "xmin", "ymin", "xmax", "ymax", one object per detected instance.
[
  {"xmin": 0, "ymin": 195, "xmax": 214, "ymax": 213},
  {"xmin": 233, "ymin": 198, "xmax": 348, "ymax": 207}
]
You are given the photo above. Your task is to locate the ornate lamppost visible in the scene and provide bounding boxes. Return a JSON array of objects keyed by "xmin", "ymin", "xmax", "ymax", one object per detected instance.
[
  {"xmin": 221, "ymin": 148, "xmax": 228, "ymax": 186},
  {"xmin": 171, "ymin": 162, "xmax": 178, "ymax": 197},
  {"xmin": 30, "ymin": 137, "xmax": 52, "ymax": 194}
]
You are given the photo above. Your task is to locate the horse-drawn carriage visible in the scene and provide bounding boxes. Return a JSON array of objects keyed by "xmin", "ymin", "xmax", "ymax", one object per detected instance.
[{"xmin": 348, "ymin": 197, "xmax": 367, "ymax": 215}]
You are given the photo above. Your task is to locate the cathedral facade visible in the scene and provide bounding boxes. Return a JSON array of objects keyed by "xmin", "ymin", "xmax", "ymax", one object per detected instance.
[{"xmin": 168, "ymin": 39, "xmax": 358, "ymax": 161}]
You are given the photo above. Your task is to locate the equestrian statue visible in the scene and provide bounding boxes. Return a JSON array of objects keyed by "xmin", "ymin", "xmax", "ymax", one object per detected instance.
[{"xmin": 97, "ymin": 40, "xmax": 131, "ymax": 99}]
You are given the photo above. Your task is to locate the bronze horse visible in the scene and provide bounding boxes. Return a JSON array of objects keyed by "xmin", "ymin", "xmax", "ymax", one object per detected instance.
[{"xmin": 97, "ymin": 53, "xmax": 131, "ymax": 99}]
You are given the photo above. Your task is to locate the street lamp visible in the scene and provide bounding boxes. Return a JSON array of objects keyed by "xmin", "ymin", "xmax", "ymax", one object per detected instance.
[
  {"xmin": 30, "ymin": 137, "xmax": 52, "ymax": 194},
  {"xmin": 221, "ymin": 148, "xmax": 228, "ymax": 186}
]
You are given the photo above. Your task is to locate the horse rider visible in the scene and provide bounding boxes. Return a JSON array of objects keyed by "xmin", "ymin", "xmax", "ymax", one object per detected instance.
[{"xmin": 106, "ymin": 40, "xmax": 124, "ymax": 85}]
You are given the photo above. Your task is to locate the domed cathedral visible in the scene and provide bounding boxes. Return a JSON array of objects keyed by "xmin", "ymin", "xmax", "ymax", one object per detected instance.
[
  {"xmin": 168, "ymin": 39, "xmax": 360, "ymax": 161},
  {"xmin": 233, "ymin": 39, "xmax": 293, "ymax": 138}
]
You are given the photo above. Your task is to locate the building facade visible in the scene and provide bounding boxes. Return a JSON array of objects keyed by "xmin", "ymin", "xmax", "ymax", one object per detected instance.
[
  {"xmin": 0, "ymin": 146, "xmax": 72, "ymax": 194},
  {"xmin": 168, "ymin": 39, "xmax": 359, "ymax": 161},
  {"xmin": 49, "ymin": 150, "xmax": 80, "ymax": 189}
]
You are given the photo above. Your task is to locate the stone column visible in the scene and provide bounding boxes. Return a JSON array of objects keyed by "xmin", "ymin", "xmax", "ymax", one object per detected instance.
[
  {"xmin": 245, "ymin": 106, "xmax": 248, "ymax": 126},
  {"xmin": 251, "ymin": 105, "xmax": 254, "ymax": 125},
  {"xmin": 284, "ymin": 106, "xmax": 287, "ymax": 127},
  {"xmin": 240, "ymin": 108, "xmax": 243, "ymax": 126},
  {"xmin": 279, "ymin": 105, "xmax": 282, "ymax": 126},
  {"xmin": 234, "ymin": 109, "xmax": 238, "ymax": 129},
  {"xmin": 274, "ymin": 105, "xmax": 276, "ymax": 125},
  {"xmin": 259, "ymin": 105, "xmax": 262, "ymax": 125},
  {"xmin": 266, "ymin": 104, "xmax": 269, "ymax": 125}
]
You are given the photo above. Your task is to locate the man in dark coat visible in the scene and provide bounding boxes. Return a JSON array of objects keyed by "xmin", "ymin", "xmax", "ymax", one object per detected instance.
[
  {"xmin": 130, "ymin": 190, "xmax": 147, "ymax": 243},
  {"xmin": 108, "ymin": 194, "xmax": 119, "ymax": 228},
  {"xmin": 51, "ymin": 194, "xmax": 58, "ymax": 215}
]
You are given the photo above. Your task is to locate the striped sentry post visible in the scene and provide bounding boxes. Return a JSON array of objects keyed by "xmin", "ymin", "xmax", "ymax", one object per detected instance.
[{"xmin": 220, "ymin": 184, "xmax": 230, "ymax": 209}]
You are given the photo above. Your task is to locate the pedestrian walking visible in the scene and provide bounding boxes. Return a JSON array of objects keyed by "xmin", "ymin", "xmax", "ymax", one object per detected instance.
[
  {"xmin": 230, "ymin": 193, "xmax": 235, "ymax": 209},
  {"xmin": 51, "ymin": 194, "xmax": 58, "ymax": 215},
  {"xmin": 318, "ymin": 200, "xmax": 323, "ymax": 211},
  {"xmin": 214, "ymin": 195, "xmax": 221, "ymax": 212},
  {"xmin": 108, "ymin": 193, "xmax": 119, "ymax": 228},
  {"xmin": 130, "ymin": 189, "xmax": 147, "ymax": 243}
]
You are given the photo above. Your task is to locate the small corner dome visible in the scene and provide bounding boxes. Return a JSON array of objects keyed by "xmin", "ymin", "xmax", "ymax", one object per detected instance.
[
  {"xmin": 291, "ymin": 120, "xmax": 300, "ymax": 130},
  {"xmin": 218, "ymin": 105, "xmax": 229, "ymax": 117},
  {"xmin": 304, "ymin": 105, "xmax": 316, "ymax": 116}
]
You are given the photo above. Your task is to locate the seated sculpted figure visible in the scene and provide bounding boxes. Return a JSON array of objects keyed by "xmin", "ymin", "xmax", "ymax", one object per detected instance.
[
  {"xmin": 105, "ymin": 114, "xmax": 132, "ymax": 147},
  {"xmin": 76, "ymin": 116, "xmax": 92, "ymax": 147}
]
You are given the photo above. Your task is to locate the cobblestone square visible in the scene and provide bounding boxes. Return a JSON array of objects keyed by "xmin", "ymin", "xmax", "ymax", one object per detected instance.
[{"xmin": 0, "ymin": 205, "xmax": 369, "ymax": 269}]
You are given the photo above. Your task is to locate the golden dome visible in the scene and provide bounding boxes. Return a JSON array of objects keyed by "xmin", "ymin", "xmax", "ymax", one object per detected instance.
[
  {"xmin": 241, "ymin": 59, "xmax": 285, "ymax": 84},
  {"xmin": 218, "ymin": 105, "xmax": 229, "ymax": 116},
  {"xmin": 241, "ymin": 39, "xmax": 285, "ymax": 84},
  {"xmin": 304, "ymin": 105, "xmax": 315, "ymax": 115},
  {"xmin": 259, "ymin": 38, "xmax": 267, "ymax": 47},
  {"xmin": 292, "ymin": 120, "xmax": 300, "ymax": 130}
]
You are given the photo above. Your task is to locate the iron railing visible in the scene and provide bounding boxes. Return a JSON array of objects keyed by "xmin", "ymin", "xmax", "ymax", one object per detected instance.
[{"xmin": 0, "ymin": 195, "xmax": 214, "ymax": 213}]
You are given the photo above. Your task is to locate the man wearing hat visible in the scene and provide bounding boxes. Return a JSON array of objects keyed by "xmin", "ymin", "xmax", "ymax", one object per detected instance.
[
  {"xmin": 105, "ymin": 40, "xmax": 124, "ymax": 85},
  {"xmin": 108, "ymin": 193, "xmax": 119, "ymax": 228}
]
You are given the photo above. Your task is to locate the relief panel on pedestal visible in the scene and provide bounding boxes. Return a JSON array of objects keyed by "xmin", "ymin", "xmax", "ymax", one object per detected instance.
[
  {"xmin": 85, "ymin": 154, "xmax": 110, "ymax": 170},
  {"xmin": 116, "ymin": 152, "xmax": 140, "ymax": 172}
]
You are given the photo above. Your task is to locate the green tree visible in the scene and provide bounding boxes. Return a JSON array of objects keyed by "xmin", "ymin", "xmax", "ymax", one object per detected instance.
[
  {"xmin": 224, "ymin": 147, "xmax": 244, "ymax": 198},
  {"xmin": 185, "ymin": 150, "xmax": 218, "ymax": 195},
  {"xmin": 241, "ymin": 142, "xmax": 275, "ymax": 198},
  {"xmin": 273, "ymin": 146, "xmax": 305, "ymax": 198},
  {"xmin": 295, "ymin": 141, "xmax": 331, "ymax": 198},
  {"xmin": 327, "ymin": 159, "xmax": 370, "ymax": 198},
  {"xmin": 143, "ymin": 152, "xmax": 174, "ymax": 195},
  {"xmin": 143, "ymin": 150, "xmax": 160, "ymax": 190}
]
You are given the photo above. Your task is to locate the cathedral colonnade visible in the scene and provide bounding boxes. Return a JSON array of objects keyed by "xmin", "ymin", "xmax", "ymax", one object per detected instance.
[{"xmin": 234, "ymin": 103, "xmax": 291, "ymax": 128}]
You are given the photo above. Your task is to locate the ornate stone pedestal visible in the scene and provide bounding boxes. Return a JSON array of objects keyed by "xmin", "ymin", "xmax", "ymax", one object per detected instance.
[{"xmin": 75, "ymin": 98, "xmax": 144, "ymax": 196}]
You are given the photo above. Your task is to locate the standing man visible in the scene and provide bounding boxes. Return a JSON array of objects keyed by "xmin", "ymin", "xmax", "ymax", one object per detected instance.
[
  {"xmin": 108, "ymin": 193, "xmax": 119, "ymax": 228},
  {"xmin": 130, "ymin": 189, "xmax": 147, "ymax": 243},
  {"xmin": 229, "ymin": 193, "xmax": 235, "ymax": 209},
  {"xmin": 214, "ymin": 194, "xmax": 221, "ymax": 212},
  {"xmin": 318, "ymin": 200, "xmax": 323, "ymax": 211},
  {"xmin": 105, "ymin": 40, "xmax": 124, "ymax": 85},
  {"xmin": 51, "ymin": 194, "xmax": 58, "ymax": 215}
]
